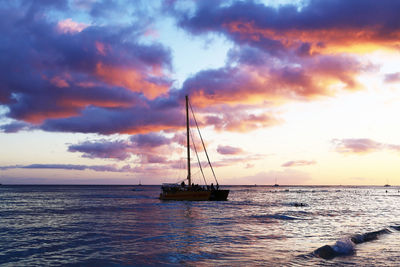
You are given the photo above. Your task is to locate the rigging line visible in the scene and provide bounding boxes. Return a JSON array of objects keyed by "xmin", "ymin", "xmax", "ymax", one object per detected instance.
[
  {"xmin": 189, "ymin": 127, "xmax": 207, "ymax": 186},
  {"xmin": 189, "ymin": 100, "xmax": 219, "ymax": 185}
]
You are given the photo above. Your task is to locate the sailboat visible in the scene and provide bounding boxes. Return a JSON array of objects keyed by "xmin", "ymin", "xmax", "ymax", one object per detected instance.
[{"xmin": 159, "ymin": 95, "xmax": 229, "ymax": 201}]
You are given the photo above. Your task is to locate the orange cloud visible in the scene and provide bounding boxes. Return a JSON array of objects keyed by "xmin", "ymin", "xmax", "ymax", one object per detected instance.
[
  {"xmin": 183, "ymin": 55, "xmax": 367, "ymax": 110},
  {"xmin": 224, "ymin": 20, "xmax": 400, "ymax": 55},
  {"xmin": 95, "ymin": 62, "xmax": 169, "ymax": 99},
  {"xmin": 50, "ymin": 76, "xmax": 70, "ymax": 88},
  {"xmin": 20, "ymin": 110, "xmax": 79, "ymax": 124}
]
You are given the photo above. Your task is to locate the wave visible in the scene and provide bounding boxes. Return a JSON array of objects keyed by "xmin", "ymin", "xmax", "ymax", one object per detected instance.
[
  {"xmin": 251, "ymin": 213, "xmax": 301, "ymax": 221},
  {"xmin": 312, "ymin": 226, "xmax": 400, "ymax": 260}
]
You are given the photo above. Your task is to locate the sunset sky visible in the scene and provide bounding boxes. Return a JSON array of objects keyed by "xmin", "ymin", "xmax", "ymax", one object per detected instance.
[{"xmin": 1, "ymin": 0, "xmax": 400, "ymax": 185}]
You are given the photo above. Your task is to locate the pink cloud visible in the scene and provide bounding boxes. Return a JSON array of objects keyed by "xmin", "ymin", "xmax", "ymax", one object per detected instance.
[
  {"xmin": 217, "ymin": 145, "xmax": 244, "ymax": 155},
  {"xmin": 385, "ymin": 72, "xmax": 400, "ymax": 83},
  {"xmin": 95, "ymin": 41, "xmax": 107, "ymax": 56},
  {"xmin": 57, "ymin": 18, "xmax": 88, "ymax": 34},
  {"xmin": 50, "ymin": 76, "xmax": 70, "ymax": 88},
  {"xmin": 282, "ymin": 160, "xmax": 316, "ymax": 167},
  {"xmin": 332, "ymin": 138, "xmax": 400, "ymax": 154}
]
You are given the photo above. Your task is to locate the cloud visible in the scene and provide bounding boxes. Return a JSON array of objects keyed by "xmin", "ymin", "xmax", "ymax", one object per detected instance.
[
  {"xmin": 130, "ymin": 132, "xmax": 172, "ymax": 148},
  {"xmin": 332, "ymin": 138, "xmax": 400, "ymax": 154},
  {"xmin": 384, "ymin": 72, "xmax": 400, "ymax": 83},
  {"xmin": 57, "ymin": 18, "xmax": 88, "ymax": 34},
  {"xmin": 179, "ymin": 47, "xmax": 372, "ymax": 110},
  {"xmin": 217, "ymin": 145, "xmax": 243, "ymax": 155},
  {"xmin": 67, "ymin": 132, "xmax": 180, "ymax": 164},
  {"xmin": 174, "ymin": 0, "xmax": 400, "ymax": 55},
  {"xmin": 205, "ymin": 110, "xmax": 280, "ymax": 132},
  {"xmin": 164, "ymin": 0, "xmax": 379, "ymax": 114},
  {"xmin": 0, "ymin": 163, "xmax": 133, "ymax": 172},
  {"xmin": 0, "ymin": 4, "xmax": 172, "ymax": 131},
  {"xmin": 68, "ymin": 140, "xmax": 132, "ymax": 160},
  {"xmin": 0, "ymin": 122, "xmax": 34, "ymax": 133},
  {"xmin": 281, "ymin": 160, "xmax": 316, "ymax": 167},
  {"xmin": 41, "ymin": 103, "xmax": 183, "ymax": 135},
  {"xmin": 0, "ymin": 0, "xmax": 382, "ymax": 138}
]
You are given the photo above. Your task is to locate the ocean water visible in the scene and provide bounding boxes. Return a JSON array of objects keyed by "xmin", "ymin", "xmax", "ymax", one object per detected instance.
[{"xmin": 1, "ymin": 185, "xmax": 399, "ymax": 266}]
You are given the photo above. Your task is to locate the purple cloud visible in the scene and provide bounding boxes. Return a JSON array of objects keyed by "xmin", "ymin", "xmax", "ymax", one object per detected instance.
[
  {"xmin": 332, "ymin": 138, "xmax": 400, "ymax": 154},
  {"xmin": 173, "ymin": 0, "xmax": 400, "ymax": 55},
  {"xmin": 130, "ymin": 132, "xmax": 172, "ymax": 148},
  {"xmin": 68, "ymin": 132, "xmax": 178, "ymax": 162},
  {"xmin": 68, "ymin": 140, "xmax": 131, "ymax": 160},
  {"xmin": 0, "ymin": 122, "xmax": 34, "ymax": 133},
  {"xmin": 217, "ymin": 145, "xmax": 243, "ymax": 155},
  {"xmin": 282, "ymin": 160, "xmax": 316, "ymax": 167},
  {"xmin": 0, "ymin": 163, "xmax": 132, "ymax": 172},
  {"xmin": 384, "ymin": 72, "xmax": 400, "ymax": 83},
  {"xmin": 0, "ymin": 2, "xmax": 173, "ymax": 134}
]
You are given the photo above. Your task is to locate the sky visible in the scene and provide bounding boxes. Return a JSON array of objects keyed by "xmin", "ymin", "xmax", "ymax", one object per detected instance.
[{"xmin": 1, "ymin": 0, "xmax": 400, "ymax": 185}]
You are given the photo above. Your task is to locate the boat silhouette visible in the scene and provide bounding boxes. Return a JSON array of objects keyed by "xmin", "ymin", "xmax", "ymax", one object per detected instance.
[{"xmin": 159, "ymin": 95, "xmax": 229, "ymax": 201}]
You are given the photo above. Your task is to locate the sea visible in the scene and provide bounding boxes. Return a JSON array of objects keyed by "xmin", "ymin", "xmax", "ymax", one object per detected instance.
[{"xmin": 1, "ymin": 185, "xmax": 399, "ymax": 266}]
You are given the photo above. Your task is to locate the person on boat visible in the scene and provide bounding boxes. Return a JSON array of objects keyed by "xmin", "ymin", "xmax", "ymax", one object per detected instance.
[
  {"xmin": 181, "ymin": 181, "xmax": 185, "ymax": 188},
  {"xmin": 211, "ymin": 183, "xmax": 215, "ymax": 190}
]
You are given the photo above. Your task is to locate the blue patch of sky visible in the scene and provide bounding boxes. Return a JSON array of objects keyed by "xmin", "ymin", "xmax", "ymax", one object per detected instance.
[{"xmin": 150, "ymin": 17, "xmax": 233, "ymax": 89}]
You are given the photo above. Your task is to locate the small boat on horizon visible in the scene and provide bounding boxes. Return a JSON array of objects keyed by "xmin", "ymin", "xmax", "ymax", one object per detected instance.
[{"xmin": 159, "ymin": 95, "xmax": 229, "ymax": 201}]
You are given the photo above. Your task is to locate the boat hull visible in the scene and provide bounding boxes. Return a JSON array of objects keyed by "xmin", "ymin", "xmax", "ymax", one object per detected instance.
[
  {"xmin": 210, "ymin": 190, "xmax": 229, "ymax": 201},
  {"xmin": 159, "ymin": 189, "xmax": 229, "ymax": 201},
  {"xmin": 159, "ymin": 190, "xmax": 211, "ymax": 201}
]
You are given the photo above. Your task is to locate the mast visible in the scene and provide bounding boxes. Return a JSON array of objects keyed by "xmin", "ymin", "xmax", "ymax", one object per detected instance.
[{"xmin": 186, "ymin": 95, "xmax": 191, "ymax": 186}]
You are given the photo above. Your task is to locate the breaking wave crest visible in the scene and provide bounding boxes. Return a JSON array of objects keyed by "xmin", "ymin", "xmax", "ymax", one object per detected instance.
[{"xmin": 312, "ymin": 226, "xmax": 399, "ymax": 260}]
